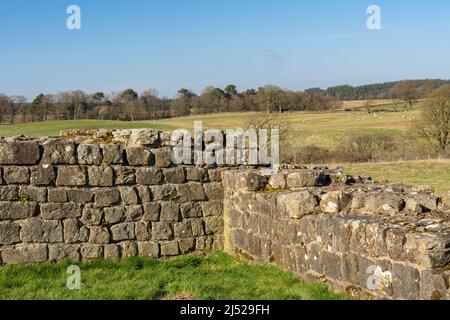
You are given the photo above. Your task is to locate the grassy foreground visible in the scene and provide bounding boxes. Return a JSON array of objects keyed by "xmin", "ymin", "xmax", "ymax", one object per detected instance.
[
  {"xmin": 0, "ymin": 253, "xmax": 348, "ymax": 300},
  {"xmin": 346, "ymin": 160, "xmax": 450, "ymax": 196}
]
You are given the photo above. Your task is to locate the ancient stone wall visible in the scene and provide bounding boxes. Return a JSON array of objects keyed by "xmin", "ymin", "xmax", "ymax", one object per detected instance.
[
  {"xmin": 0, "ymin": 129, "xmax": 233, "ymax": 265},
  {"xmin": 223, "ymin": 169, "xmax": 450, "ymax": 300}
]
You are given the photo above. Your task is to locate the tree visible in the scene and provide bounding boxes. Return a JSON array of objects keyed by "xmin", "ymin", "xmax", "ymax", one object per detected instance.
[
  {"xmin": 11, "ymin": 95, "xmax": 27, "ymax": 123},
  {"xmin": 417, "ymin": 85, "xmax": 450, "ymax": 154},
  {"xmin": 390, "ymin": 80, "xmax": 418, "ymax": 110},
  {"xmin": 257, "ymin": 85, "xmax": 287, "ymax": 113},
  {"xmin": 177, "ymin": 88, "xmax": 195, "ymax": 116}
]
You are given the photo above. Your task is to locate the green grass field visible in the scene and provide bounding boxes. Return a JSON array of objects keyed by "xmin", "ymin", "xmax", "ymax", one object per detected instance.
[
  {"xmin": 346, "ymin": 160, "xmax": 450, "ymax": 196},
  {"xmin": 0, "ymin": 253, "xmax": 348, "ymax": 300}
]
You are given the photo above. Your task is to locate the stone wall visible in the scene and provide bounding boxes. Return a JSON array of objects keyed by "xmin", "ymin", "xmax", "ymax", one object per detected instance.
[
  {"xmin": 0, "ymin": 129, "xmax": 235, "ymax": 265},
  {"xmin": 223, "ymin": 169, "xmax": 450, "ymax": 300}
]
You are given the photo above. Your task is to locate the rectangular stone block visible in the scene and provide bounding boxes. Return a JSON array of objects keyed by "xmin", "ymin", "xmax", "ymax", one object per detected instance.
[
  {"xmin": 180, "ymin": 202, "xmax": 202, "ymax": 218},
  {"xmin": 160, "ymin": 202, "xmax": 180, "ymax": 222},
  {"xmin": 67, "ymin": 188, "xmax": 94, "ymax": 203},
  {"xmin": 0, "ymin": 141, "xmax": 40, "ymax": 165},
  {"xmin": 113, "ymin": 166, "xmax": 135, "ymax": 185},
  {"xmin": 160, "ymin": 240, "xmax": 180, "ymax": 256},
  {"xmin": 63, "ymin": 219, "xmax": 89, "ymax": 243},
  {"xmin": 20, "ymin": 218, "xmax": 63, "ymax": 243},
  {"xmin": 48, "ymin": 244, "xmax": 81, "ymax": 262},
  {"xmin": 137, "ymin": 242, "xmax": 159, "ymax": 258},
  {"xmin": 104, "ymin": 206, "xmax": 126, "ymax": 225},
  {"xmin": 175, "ymin": 183, "xmax": 206, "ymax": 202},
  {"xmin": 19, "ymin": 186, "xmax": 47, "ymax": 203},
  {"xmin": 0, "ymin": 221, "xmax": 21, "ymax": 244},
  {"xmin": 143, "ymin": 202, "xmax": 160, "ymax": 222},
  {"xmin": 152, "ymin": 222, "xmax": 174, "ymax": 241},
  {"xmin": 392, "ymin": 263, "xmax": 420, "ymax": 300},
  {"xmin": 3, "ymin": 166, "xmax": 30, "ymax": 184},
  {"xmin": 48, "ymin": 188, "xmax": 68, "ymax": 203},
  {"xmin": 153, "ymin": 147, "xmax": 172, "ymax": 168},
  {"xmin": 1, "ymin": 244, "xmax": 48, "ymax": 264},
  {"xmin": 0, "ymin": 202, "xmax": 37, "ymax": 220},
  {"xmin": 94, "ymin": 188, "xmax": 121, "ymax": 207},
  {"xmin": 126, "ymin": 147, "xmax": 155, "ymax": 166},
  {"xmin": 120, "ymin": 241, "xmax": 138, "ymax": 258},
  {"xmin": 41, "ymin": 203, "xmax": 82, "ymax": 219},
  {"xmin": 110, "ymin": 223, "xmax": 135, "ymax": 241},
  {"xmin": 42, "ymin": 139, "xmax": 76, "ymax": 165},
  {"xmin": 150, "ymin": 185, "xmax": 175, "ymax": 201},
  {"xmin": 102, "ymin": 144, "xmax": 124, "ymax": 165},
  {"xmin": 56, "ymin": 166, "xmax": 86, "ymax": 186},
  {"xmin": 163, "ymin": 167, "xmax": 186, "ymax": 184},
  {"xmin": 81, "ymin": 244, "xmax": 103, "ymax": 260},
  {"xmin": 136, "ymin": 168, "xmax": 163, "ymax": 185},
  {"xmin": 30, "ymin": 165, "xmax": 56, "ymax": 186},
  {"xmin": 179, "ymin": 238, "xmax": 196, "ymax": 254},
  {"xmin": 77, "ymin": 144, "xmax": 103, "ymax": 165},
  {"xmin": 0, "ymin": 186, "xmax": 19, "ymax": 201},
  {"xmin": 88, "ymin": 166, "xmax": 114, "ymax": 187}
]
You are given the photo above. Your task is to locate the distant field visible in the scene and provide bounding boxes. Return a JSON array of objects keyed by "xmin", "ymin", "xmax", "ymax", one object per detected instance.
[
  {"xmin": 342, "ymin": 99, "xmax": 396, "ymax": 109},
  {"xmin": 346, "ymin": 160, "xmax": 450, "ymax": 196}
]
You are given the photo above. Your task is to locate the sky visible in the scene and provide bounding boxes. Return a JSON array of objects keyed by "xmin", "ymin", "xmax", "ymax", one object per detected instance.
[{"xmin": 1, "ymin": 0, "xmax": 450, "ymax": 99}]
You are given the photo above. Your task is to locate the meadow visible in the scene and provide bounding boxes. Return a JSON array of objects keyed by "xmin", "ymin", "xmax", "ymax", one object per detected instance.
[{"xmin": 1, "ymin": 102, "xmax": 448, "ymax": 195}]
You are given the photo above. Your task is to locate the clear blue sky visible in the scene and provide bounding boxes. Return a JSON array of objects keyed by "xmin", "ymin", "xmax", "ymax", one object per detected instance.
[{"xmin": 1, "ymin": 0, "xmax": 450, "ymax": 99}]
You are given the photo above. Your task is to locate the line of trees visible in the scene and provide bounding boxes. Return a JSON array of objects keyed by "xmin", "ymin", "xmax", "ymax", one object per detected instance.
[{"xmin": 0, "ymin": 85, "xmax": 341, "ymax": 124}]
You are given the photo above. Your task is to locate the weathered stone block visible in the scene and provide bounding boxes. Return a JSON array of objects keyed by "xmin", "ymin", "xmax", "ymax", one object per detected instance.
[
  {"xmin": 278, "ymin": 191, "xmax": 319, "ymax": 219},
  {"xmin": 81, "ymin": 244, "xmax": 103, "ymax": 260},
  {"xmin": 179, "ymin": 238, "xmax": 196, "ymax": 254},
  {"xmin": 163, "ymin": 167, "xmax": 186, "ymax": 184},
  {"xmin": 152, "ymin": 222, "xmax": 174, "ymax": 240},
  {"xmin": 95, "ymin": 188, "xmax": 121, "ymax": 207},
  {"xmin": 48, "ymin": 244, "xmax": 81, "ymax": 262},
  {"xmin": 202, "ymin": 201, "xmax": 223, "ymax": 217},
  {"xmin": 143, "ymin": 202, "xmax": 160, "ymax": 221},
  {"xmin": 287, "ymin": 171, "xmax": 326, "ymax": 188},
  {"xmin": 150, "ymin": 185, "xmax": 175, "ymax": 201},
  {"xmin": 104, "ymin": 207, "xmax": 125, "ymax": 225},
  {"xmin": 392, "ymin": 263, "xmax": 420, "ymax": 300},
  {"xmin": 191, "ymin": 219, "xmax": 204, "ymax": 237},
  {"xmin": 186, "ymin": 168, "xmax": 208, "ymax": 182},
  {"xmin": 63, "ymin": 219, "xmax": 89, "ymax": 243},
  {"xmin": 138, "ymin": 242, "xmax": 159, "ymax": 258},
  {"xmin": 0, "ymin": 141, "xmax": 40, "ymax": 165},
  {"xmin": 238, "ymin": 172, "xmax": 267, "ymax": 191},
  {"xmin": 88, "ymin": 166, "xmax": 114, "ymax": 187},
  {"xmin": 0, "ymin": 221, "xmax": 20, "ymax": 244},
  {"xmin": 160, "ymin": 240, "xmax": 180, "ymax": 256},
  {"xmin": 0, "ymin": 186, "xmax": 19, "ymax": 201},
  {"xmin": 120, "ymin": 241, "xmax": 138, "ymax": 257},
  {"xmin": 126, "ymin": 147, "xmax": 155, "ymax": 166},
  {"xmin": 78, "ymin": 144, "xmax": 103, "ymax": 165},
  {"xmin": 320, "ymin": 191, "xmax": 352, "ymax": 214},
  {"xmin": 160, "ymin": 202, "xmax": 180, "ymax": 222},
  {"xmin": 174, "ymin": 221, "xmax": 193, "ymax": 239},
  {"xmin": 180, "ymin": 202, "xmax": 202, "ymax": 218},
  {"xmin": 48, "ymin": 188, "xmax": 68, "ymax": 203},
  {"xmin": 128, "ymin": 129, "xmax": 160, "ymax": 148},
  {"xmin": 113, "ymin": 166, "xmax": 135, "ymax": 185},
  {"xmin": 42, "ymin": 139, "xmax": 76, "ymax": 165},
  {"xmin": 104, "ymin": 244, "xmax": 121, "ymax": 261},
  {"xmin": 420, "ymin": 270, "xmax": 449, "ymax": 300},
  {"xmin": 102, "ymin": 144, "xmax": 124, "ymax": 165},
  {"xmin": 203, "ymin": 183, "xmax": 224, "ymax": 201},
  {"xmin": 135, "ymin": 221, "xmax": 151, "ymax": 241},
  {"xmin": 81, "ymin": 205, "xmax": 103, "ymax": 226},
  {"xmin": 41, "ymin": 203, "xmax": 82, "ymax": 220},
  {"xmin": 136, "ymin": 168, "xmax": 163, "ymax": 185},
  {"xmin": 0, "ymin": 202, "xmax": 36, "ymax": 221},
  {"xmin": 365, "ymin": 223, "xmax": 389, "ymax": 257},
  {"xmin": 3, "ymin": 166, "xmax": 30, "ymax": 184},
  {"xmin": 1, "ymin": 244, "xmax": 48, "ymax": 264},
  {"xmin": 110, "ymin": 223, "xmax": 135, "ymax": 241},
  {"xmin": 322, "ymin": 251, "xmax": 342, "ymax": 280},
  {"xmin": 126, "ymin": 205, "xmax": 144, "ymax": 221},
  {"xmin": 31, "ymin": 165, "xmax": 56, "ymax": 186},
  {"xmin": 19, "ymin": 186, "xmax": 47, "ymax": 202},
  {"xmin": 176, "ymin": 183, "xmax": 206, "ymax": 202},
  {"xmin": 269, "ymin": 173, "xmax": 287, "ymax": 189},
  {"xmin": 208, "ymin": 169, "xmax": 226, "ymax": 182},
  {"xmin": 204, "ymin": 216, "xmax": 224, "ymax": 235},
  {"xmin": 56, "ymin": 166, "xmax": 86, "ymax": 186},
  {"xmin": 136, "ymin": 185, "xmax": 152, "ymax": 202},
  {"xmin": 89, "ymin": 226, "xmax": 110, "ymax": 244},
  {"xmin": 20, "ymin": 218, "xmax": 63, "ymax": 243},
  {"xmin": 153, "ymin": 147, "xmax": 172, "ymax": 168},
  {"xmin": 119, "ymin": 186, "xmax": 139, "ymax": 205},
  {"xmin": 386, "ymin": 228, "xmax": 406, "ymax": 260},
  {"xmin": 66, "ymin": 188, "xmax": 93, "ymax": 203}
]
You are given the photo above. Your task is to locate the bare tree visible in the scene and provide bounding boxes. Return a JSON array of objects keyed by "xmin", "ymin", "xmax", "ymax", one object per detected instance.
[{"xmin": 417, "ymin": 84, "xmax": 450, "ymax": 154}]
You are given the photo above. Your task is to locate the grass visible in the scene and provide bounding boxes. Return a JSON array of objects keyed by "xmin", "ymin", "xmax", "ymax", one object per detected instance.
[
  {"xmin": 346, "ymin": 160, "xmax": 450, "ymax": 196},
  {"xmin": 0, "ymin": 253, "xmax": 348, "ymax": 300},
  {"xmin": 0, "ymin": 120, "xmax": 176, "ymax": 138}
]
